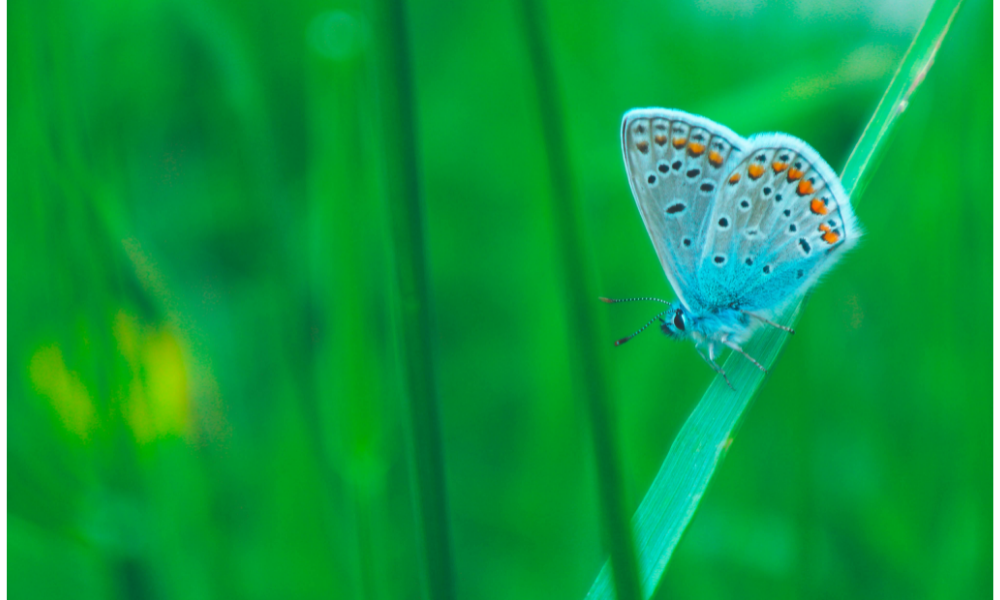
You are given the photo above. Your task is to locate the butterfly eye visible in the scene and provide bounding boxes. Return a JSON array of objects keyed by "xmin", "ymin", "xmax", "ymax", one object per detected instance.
[{"xmin": 673, "ymin": 309, "xmax": 686, "ymax": 331}]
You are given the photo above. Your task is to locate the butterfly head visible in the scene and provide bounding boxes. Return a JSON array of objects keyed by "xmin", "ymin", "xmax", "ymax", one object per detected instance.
[{"xmin": 659, "ymin": 304, "xmax": 691, "ymax": 340}]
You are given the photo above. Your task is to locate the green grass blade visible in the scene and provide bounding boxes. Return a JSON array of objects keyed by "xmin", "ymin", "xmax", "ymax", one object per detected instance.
[
  {"xmin": 515, "ymin": 1, "xmax": 642, "ymax": 599},
  {"xmin": 840, "ymin": 0, "xmax": 965, "ymax": 202},
  {"xmin": 586, "ymin": 0, "xmax": 964, "ymax": 597},
  {"xmin": 368, "ymin": 0, "xmax": 455, "ymax": 598}
]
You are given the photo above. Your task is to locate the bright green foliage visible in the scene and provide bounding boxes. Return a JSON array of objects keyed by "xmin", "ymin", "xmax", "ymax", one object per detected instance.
[{"xmin": 8, "ymin": 0, "xmax": 991, "ymax": 599}]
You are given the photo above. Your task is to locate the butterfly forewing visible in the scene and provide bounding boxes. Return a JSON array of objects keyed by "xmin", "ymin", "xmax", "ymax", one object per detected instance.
[
  {"xmin": 699, "ymin": 134, "xmax": 862, "ymax": 315},
  {"xmin": 621, "ymin": 108, "xmax": 748, "ymax": 311}
]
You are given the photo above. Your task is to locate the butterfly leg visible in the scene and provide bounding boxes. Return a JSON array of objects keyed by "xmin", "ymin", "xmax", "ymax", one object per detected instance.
[
  {"xmin": 723, "ymin": 340, "xmax": 768, "ymax": 374},
  {"xmin": 739, "ymin": 310, "xmax": 795, "ymax": 334},
  {"xmin": 695, "ymin": 347, "xmax": 734, "ymax": 390}
]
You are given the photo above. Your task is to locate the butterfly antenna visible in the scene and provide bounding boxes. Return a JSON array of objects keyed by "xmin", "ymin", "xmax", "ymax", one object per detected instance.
[
  {"xmin": 599, "ymin": 296, "xmax": 671, "ymax": 305},
  {"xmin": 612, "ymin": 310, "xmax": 670, "ymax": 346}
]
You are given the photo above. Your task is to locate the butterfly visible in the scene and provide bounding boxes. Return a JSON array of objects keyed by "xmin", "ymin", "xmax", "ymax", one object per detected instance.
[{"xmin": 603, "ymin": 108, "xmax": 861, "ymax": 387}]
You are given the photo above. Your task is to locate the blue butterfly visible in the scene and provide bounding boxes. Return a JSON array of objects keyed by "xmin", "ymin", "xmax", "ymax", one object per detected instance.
[{"xmin": 604, "ymin": 108, "xmax": 862, "ymax": 387}]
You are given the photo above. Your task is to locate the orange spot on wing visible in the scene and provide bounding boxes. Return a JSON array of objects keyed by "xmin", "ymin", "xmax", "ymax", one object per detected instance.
[
  {"xmin": 636, "ymin": 141, "xmax": 649, "ymax": 153},
  {"xmin": 772, "ymin": 161, "xmax": 788, "ymax": 173},
  {"xmin": 672, "ymin": 137, "xmax": 687, "ymax": 148},
  {"xmin": 709, "ymin": 151, "xmax": 724, "ymax": 166},
  {"xmin": 810, "ymin": 198, "xmax": 827, "ymax": 215},
  {"xmin": 797, "ymin": 179, "xmax": 815, "ymax": 195},
  {"xmin": 822, "ymin": 231, "xmax": 840, "ymax": 244},
  {"xmin": 748, "ymin": 164, "xmax": 765, "ymax": 179},
  {"xmin": 654, "ymin": 134, "xmax": 667, "ymax": 146},
  {"xmin": 819, "ymin": 223, "xmax": 831, "ymax": 233},
  {"xmin": 728, "ymin": 173, "xmax": 741, "ymax": 184},
  {"xmin": 688, "ymin": 142, "xmax": 706, "ymax": 156},
  {"xmin": 787, "ymin": 168, "xmax": 803, "ymax": 181}
]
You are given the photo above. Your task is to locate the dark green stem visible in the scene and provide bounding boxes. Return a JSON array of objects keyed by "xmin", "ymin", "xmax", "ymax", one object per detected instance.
[
  {"xmin": 368, "ymin": 0, "xmax": 455, "ymax": 598},
  {"xmin": 515, "ymin": 2, "xmax": 642, "ymax": 599}
]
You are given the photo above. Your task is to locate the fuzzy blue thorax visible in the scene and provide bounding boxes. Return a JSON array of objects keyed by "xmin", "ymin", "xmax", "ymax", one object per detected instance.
[{"xmin": 659, "ymin": 303, "xmax": 754, "ymax": 347}]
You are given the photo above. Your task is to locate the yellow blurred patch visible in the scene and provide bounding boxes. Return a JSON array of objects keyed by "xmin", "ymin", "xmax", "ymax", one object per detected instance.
[
  {"xmin": 142, "ymin": 327, "xmax": 190, "ymax": 438},
  {"xmin": 29, "ymin": 345, "xmax": 97, "ymax": 440},
  {"xmin": 114, "ymin": 310, "xmax": 191, "ymax": 443}
]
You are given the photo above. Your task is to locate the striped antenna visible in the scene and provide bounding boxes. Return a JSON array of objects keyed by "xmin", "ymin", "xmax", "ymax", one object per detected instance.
[
  {"xmin": 598, "ymin": 296, "xmax": 671, "ymax": 305},
  {"xmin": 612, "ymin": 309, "xmax": 670, "ymax": 346}
]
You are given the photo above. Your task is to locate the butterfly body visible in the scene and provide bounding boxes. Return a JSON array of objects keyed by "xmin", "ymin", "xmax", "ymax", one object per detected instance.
[
  {"xmin": 657, "ymin": 301, "xmax": 757, "ymax": 367},
  {"xmin": 614, "ymin": 108, "xmax": 861, "ymax": 381}
]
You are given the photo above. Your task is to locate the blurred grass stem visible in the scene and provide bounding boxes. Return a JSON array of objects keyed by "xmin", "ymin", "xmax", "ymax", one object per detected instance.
[
  {"xmin": 368, "ymin": 0, "xmax": 455, "ymax": 598},
  {"xmin": 516, "ymin": 2, "xmax": 643, "ymax": 599}
]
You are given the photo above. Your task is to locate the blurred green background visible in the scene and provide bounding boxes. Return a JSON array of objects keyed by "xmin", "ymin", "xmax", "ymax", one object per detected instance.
[{"xmin": 9, "ymin": 0, "xmax": 992, "ymax": 598}]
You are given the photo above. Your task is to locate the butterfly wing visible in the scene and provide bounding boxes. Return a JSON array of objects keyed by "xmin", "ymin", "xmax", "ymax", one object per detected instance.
[
  {"xmin": 696, "ymin": 133, "xmax": 862, "ymax": 316},
  {"xmin": 621, "ymin": 108, "xmax": 749, "ymax": 311}
]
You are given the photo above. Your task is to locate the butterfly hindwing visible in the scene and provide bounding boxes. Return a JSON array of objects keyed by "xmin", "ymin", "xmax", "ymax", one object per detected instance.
[
  {"xmin": 698, "ymin": 134, "xmax": 862, "ymax": 315},
  {"xmin": 621, "ymin": 108, "xmax": 748, "ymax": 310}
]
